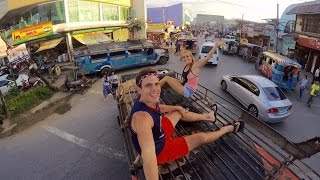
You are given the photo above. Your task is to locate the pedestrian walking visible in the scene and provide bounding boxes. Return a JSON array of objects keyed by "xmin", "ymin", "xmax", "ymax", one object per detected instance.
[
  {"xmin": 109, "ymin": 71, "xmax": 119, "ymax": 99},
  {"xmin": 307, "ymin": 81, "xmax": 320, "ymax": 107},
  {"xmin": 298, "ymin": 75, "xmax": 308, "ymax": 100},
  {"xmin": 175, "ymin": 41, "xmax": 181, "ymax": 54},
  {"xmin": 103, "ymin": 74, "xmax": 112, "ymax": 102},
  {"xmin": 242, "ymin": 47, "xmax": 248, "ymax": 62},
  {"xmin": 312, "ymin": 67, "xmax": 320, "ymax": 84}
]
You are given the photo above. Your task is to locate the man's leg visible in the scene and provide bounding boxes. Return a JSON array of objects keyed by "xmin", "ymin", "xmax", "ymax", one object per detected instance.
[
  {"xmin": 165, "ymin": 110, "xmax": 215, "ymax": 128},
  {"xmin": 159, "ymin": 76, "xmax": 185, "ymax": 96},
  {"xmin": 184, "ymin": 124, "xmax": 235, "ymax": 151}
]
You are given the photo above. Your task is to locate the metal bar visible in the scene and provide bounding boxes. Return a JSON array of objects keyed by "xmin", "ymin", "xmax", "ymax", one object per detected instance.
[
  {"xmin": 195, "ymin": 122, "xmax": 266, "ymax": 180},
  {"xmin": 174, "ymin": 89, "xmax": 296, "ymax": 178},
  {"xmin": 177, "ymin": 124, "xmax": 241, "ymax": 180},
  {"xmin": 175, "ymin": 125, "xmax": 225, "ymax": 180},
  {"xmin": 195, "ymin": 83, "xmax": 316, "ymax": 160},
  {"xmin": 174, "ymin": 160, "xmax": 190, "ymax": 180},
  {"xmin": 188, "ymin": 97, "xmax": 278, "ymax": 174}
]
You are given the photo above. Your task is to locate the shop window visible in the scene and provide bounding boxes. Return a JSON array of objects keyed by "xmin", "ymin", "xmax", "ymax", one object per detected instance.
[
  {"xmin": 128, "ymin": 49, "xmax": 143, "ymax": 54},
  {"xmin": 91, "ymin": 54, "xmax": 108, "ymax": 60},
  {"xmin": 101, "ymin": 4, "xmax": 119, "ymax": 21},
  {"xmin": 110, "ymin": 51, "xmax": 126, "ymax": 57},
  {"xmin": 38, "ymin": 1, "xmax": 65, "ymax": 24},
  {"xmin": 68, "ymin": 0, "xmax": 100, "ymax": 22},
  {"xmin": 120, "ymin": 7, "xmax": 129, "ymax": 21}
]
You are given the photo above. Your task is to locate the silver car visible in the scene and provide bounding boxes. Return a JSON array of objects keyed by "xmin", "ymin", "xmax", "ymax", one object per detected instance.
[{"xmin": 220, "ymin": 75, "xmax": 292, "ymax": 123}]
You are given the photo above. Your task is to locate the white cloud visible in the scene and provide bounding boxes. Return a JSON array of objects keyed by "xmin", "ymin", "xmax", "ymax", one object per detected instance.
[{"xmin": 146, "ymin": 0, "xmax": 311, "ymax": 21}]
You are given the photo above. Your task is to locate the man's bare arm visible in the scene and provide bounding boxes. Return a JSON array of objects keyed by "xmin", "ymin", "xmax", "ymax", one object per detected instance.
[
  {"xmin": 133, "ymin": 112, "xmax": 159, "ymax": 180},
  {"xmin": 159, "ymin": 104, "xmax": 187, "ymax": 114}
]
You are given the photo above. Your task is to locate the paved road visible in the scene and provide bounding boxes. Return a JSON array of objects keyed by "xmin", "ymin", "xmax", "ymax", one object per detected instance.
[
  {"xmin": 166, "ymin": 46, "xmax": 320, "ymax": 173},
  {"xmin": 0, "ymin": 45, "xmax": 318, "ymax": 179},
  {"xmin": 0, "ymin": 82, "xmax": 129, "ymax": 180}
]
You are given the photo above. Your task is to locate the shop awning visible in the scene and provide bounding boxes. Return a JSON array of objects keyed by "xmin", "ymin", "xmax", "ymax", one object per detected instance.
[
  {"xmin": 72, "ymin": 32, "xmax": 111, "ymax": 45},
  {"xmin": 35, "ymin": 37, "xmax": 64, "ymax": 53}
]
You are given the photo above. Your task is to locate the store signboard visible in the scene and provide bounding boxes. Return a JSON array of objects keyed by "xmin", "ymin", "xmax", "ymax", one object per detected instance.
[
  {"xmin": 12, "ymin": 22, "xmax": 54, "ymax": 45},
  {"xmin": 6, "ymin": 43, "xmax": 30, "ymax": 64},
  {"xmin": 298, "ymin": 36, "xmax": 320, "ymax": 51},
  {"xmin": 0, "ymin": 37, "xmax": 7, "ymax": 58}
]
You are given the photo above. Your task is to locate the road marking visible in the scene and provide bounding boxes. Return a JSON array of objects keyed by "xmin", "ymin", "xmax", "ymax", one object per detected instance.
[{"xmin": 43, "ymin": 126, "xmax": 126, "ymax": 162}]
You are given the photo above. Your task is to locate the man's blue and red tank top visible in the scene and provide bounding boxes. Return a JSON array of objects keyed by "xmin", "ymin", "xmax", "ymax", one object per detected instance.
[{"xmin": 129, "ymin": 101, "xmax": 165, "ymax": 155}]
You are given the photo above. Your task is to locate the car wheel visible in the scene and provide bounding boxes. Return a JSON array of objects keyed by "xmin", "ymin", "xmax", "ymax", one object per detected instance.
[
  {"xmin": 248, "ymin": 105, "xmax": 258, "ymax": 117},
  {"xmin": 60, "ymin": 85, "xmax": 68, "ymax": 92},
  {"xmin": 100, "ymin": 67, "xmax": 112, "ymax": 76},
  {"xmin": 221, "ymin": 80, "xmax": 227, "ymax": 92},
  {"xmin": 158, "ymin": 57, "xmax": 168, "ymax": 65}
]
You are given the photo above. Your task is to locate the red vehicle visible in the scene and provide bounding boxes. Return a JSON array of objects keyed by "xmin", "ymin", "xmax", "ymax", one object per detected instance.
[
  {"xmin": 21, "ymin": 78, "xmax": 43, "ymax": 91},
  {"xmin": 60, "ymin": 75, "xmax": 85, "ymax": 94}
]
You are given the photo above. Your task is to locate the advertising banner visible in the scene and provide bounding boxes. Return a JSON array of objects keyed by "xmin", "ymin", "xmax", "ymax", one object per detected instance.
[
  {"xmin": 12, "ymin": 22, "xmax": 54, "ymax": 45},
  {"xmin": 0, "ymin": 37, "xmax": 7, "ymax": 58},
  {"xmin": 298, "ymin": 36, "xmax": 320, "ymax": 51},
  {"xmin": 6, "ymin": 43, "xmax": 30, "ymax": 64}
]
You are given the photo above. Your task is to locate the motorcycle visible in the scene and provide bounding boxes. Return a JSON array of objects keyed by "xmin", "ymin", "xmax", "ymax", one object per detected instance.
[
  {"xmin": 60, "ymin": 75, "xmax": 85, "ymax": 94},
  {"xmin": 21, "ymin": 78, "xmax": 43, "ymax": 91}
]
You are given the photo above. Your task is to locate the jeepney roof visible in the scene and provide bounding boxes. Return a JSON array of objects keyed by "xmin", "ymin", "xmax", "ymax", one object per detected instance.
[
  {"xmin": 263, "ymin": 51, "xmax": 302, "ymax": 68},
  {"xmin": 85, "ymin": 41, "xmax": 154, "ymax": 55}
]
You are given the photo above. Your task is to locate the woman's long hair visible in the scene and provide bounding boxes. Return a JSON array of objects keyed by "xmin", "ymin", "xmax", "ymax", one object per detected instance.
[{"xmin": 181, "ymin": 50, "xmax": 196, "ymax": 66}]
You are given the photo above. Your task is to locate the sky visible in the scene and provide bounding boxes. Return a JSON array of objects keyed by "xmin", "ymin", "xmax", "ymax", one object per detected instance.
[{"xmin": 145, "ymin": 0, "xmax": 312, "ymax": 22}]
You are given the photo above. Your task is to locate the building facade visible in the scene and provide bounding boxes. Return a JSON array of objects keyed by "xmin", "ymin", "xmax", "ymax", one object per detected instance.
[
  {"xmin": 287, "ymin": 1, "xmax": 320, "ymax": 73},
  {"xmin": 0, "ymin": 0, "xmax": 146, "ymax": 61},
  {"xmin": 195, "ymin": 14, "xmax": 224, "ymax": 31}
]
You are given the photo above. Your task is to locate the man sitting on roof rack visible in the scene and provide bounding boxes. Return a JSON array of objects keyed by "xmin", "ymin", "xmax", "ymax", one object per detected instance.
[{"xmin": 130, "ymin": 68, "xmax": 244, "ymax": 180}]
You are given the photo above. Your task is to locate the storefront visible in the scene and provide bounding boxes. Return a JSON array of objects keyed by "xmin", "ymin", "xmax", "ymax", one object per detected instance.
[{"xmin": 296, "ymin": 35, "xmax": 320, "ymax": 73}]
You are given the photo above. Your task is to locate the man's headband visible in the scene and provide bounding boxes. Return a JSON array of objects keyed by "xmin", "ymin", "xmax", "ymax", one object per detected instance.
[{"xmin": 137, "ymin": 72, "xmax": 158, "ymax": 86}]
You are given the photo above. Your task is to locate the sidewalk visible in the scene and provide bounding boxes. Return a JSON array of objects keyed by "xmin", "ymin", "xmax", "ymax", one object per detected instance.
[
  {"xmin": 1, "ymin": 72, "xmax": 100, "ymax": 134},
  {"xmin": 288, "ymin": 69, "xmax": 320, "ymax": 107}
]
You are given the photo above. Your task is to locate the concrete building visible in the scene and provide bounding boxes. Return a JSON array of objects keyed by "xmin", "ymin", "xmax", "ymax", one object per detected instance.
[
  {"xmin": 195, "ymin": 14, "xmax": 224, "ymax": 31},
  {"xmin": 0, "ymin": 0, "xmax": 146, "ymax": 61},
  {"xmin": 287, "ymin": 0, "xmax": 320, "ymax": 73}
]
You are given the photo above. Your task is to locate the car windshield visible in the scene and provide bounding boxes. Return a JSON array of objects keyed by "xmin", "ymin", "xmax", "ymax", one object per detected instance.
[
  {"xmin": 0, "ymin": 80, "xmax": 9, "ymax": 87},
  {"xmin": 263, "ymin": 87, "xmax": 287, "ymax": 101},
  {"xmin": 201, "ymin": 46, "xmax": 216, "ymax": 54}
]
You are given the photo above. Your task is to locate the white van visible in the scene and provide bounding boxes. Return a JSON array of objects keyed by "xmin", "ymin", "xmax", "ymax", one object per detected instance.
[
  {"xmin": 199, "ymin": 42, "xmax": 219, "ymax": 65},
  {"xmin": 225, "ymin": 35, "xmax": 236, "ymax": 41}
]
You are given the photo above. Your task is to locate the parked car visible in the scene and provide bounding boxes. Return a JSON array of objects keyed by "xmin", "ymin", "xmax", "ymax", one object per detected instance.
[
  {"xmin": 220, "ymin": 75, "xmax": 292, "ymax": 123},
  {"xmin": 0, "ymin": 74, "xmax": 29, "ymax": 94},
  {"xmin": 199, "ymin": 41, "xmax": 219, "ymax": 65}
]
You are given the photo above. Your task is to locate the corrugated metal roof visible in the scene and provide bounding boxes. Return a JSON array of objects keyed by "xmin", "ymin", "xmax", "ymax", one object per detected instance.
[{"xmin": 287, "ymin": 4, "xmax": 320, "ymax": 14}]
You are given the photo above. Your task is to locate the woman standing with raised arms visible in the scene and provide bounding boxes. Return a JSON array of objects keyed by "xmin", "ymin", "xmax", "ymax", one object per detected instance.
[{"xmin": 160, "ymin": 39, "xmax": 225, "ymax": 98}]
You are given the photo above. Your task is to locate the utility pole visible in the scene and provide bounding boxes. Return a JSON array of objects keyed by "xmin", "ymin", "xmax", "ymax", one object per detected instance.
[
  {"xmin": 162, "ymin": 6, "xmax": 165, "ymax": 29},
  {"xmin": 240, "ymin": 14, "xmax": 243, "ymax": 39},
  {"xmin": 275, "ymin": 3, "xmax": 279, "ymax": 53}
]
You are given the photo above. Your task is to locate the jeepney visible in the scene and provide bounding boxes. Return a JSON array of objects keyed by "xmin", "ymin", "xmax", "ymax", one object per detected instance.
[
  {"xmin": 177, "ymin": 32, "xmax": 199, "ymax": 54},
  {"xmin": 257, "ymin": 51, "xmax": 301, "ymax": 90},
  {"xmin": 74, "ymin": 41, "xmax": 169, "ymax": 76},
  {"xmin": 221, "ymin": 40, "xmax": 239, "ymax": 55},
  {"xmin": 238, "ymin": 42, "xmax": 263, "ymax": 62},
  {"xmin": 116, "ymin": 68, "xmax": 320, "ymax": 179}
]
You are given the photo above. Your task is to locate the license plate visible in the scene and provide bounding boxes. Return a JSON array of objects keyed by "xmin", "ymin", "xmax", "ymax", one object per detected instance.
[{"xmin": 278, "ymin": 109, "xmax": 287, "ymax": 114}]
